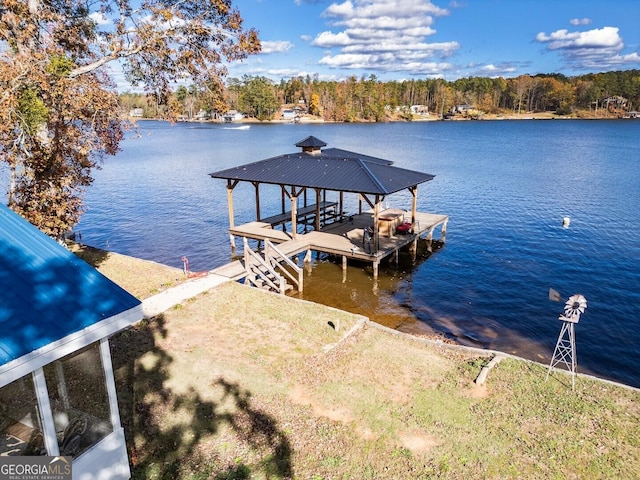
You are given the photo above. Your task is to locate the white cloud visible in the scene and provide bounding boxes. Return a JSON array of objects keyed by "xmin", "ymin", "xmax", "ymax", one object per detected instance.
[
  {"xmin": 477, "ymin": 63, "xmax": 517, "ymax": 76},
  {"xmin": 266, "ymin": 67, "xmax": 306, "ymax": 77},
  {"xmin": 312, "ymin": 0, "xmax": 455, "ymax": 75},
  {"xmin": 536, "ymin": 25, "xmax": 640, "ymax": 69},
  {"xmin": 324, "ymin": 0, "xmax": 448, "ymax": 19},
  {"xmin": 260, "ymin": 40, "xmax": 295, "ymax": 54},
  {"xmin": 319, "ymin": 51, "xmax": 454, "ymax": 75},
  {"xmin": 313, "ymin": 31, "xmax": 353, "ymax": 47},
  {"xmin": 571, "ymin": 52, "xmax": 640, "ymax": 70},
  {"xmin": 340, "ymin": 40, "xmax": 459, "ymax": 56},
  {"xmin": 536, "ymin": 26, "xmax": 622, "ymax": 50},
  {"xmin": 338, "ymin": 16, "xmax": 436, "ymax": 33},
  {"xmin": 89, "ymin": 12, "xmax": 111, "ymax": 26},
  {"xmin": 570, "ymin": 18, "xmax": 591, "ymax": 26}
]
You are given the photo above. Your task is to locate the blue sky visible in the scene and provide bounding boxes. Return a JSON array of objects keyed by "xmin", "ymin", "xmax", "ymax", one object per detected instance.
[{"xmin": 226, "ymin": 0, "xmax": 640, "ymax": 82}]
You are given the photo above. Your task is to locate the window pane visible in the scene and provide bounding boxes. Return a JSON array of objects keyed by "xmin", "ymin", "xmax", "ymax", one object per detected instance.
[
  {"xmin": 0, "ymin": 375, "xmax": 46, "ymax": 455},
  {"xmin": 43, "ymin": 342, "xmax": 113, "ymax": 458}
]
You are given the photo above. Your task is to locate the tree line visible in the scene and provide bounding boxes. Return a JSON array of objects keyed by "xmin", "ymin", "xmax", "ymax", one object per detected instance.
[{"xmin": 120, "ymin": 70, "xmax": 640, "ymax": 122}]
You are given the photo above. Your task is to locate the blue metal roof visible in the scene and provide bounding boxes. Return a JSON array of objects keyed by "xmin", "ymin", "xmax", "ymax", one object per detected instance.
[{"xmin": 0, "ymin": 204, "xmax": 141, "ymax": 367}]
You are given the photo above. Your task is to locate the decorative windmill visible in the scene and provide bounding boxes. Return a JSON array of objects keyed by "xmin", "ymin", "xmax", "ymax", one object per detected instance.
[{"xmin": 545, "ymin": 291, "xmax": 588, "ymax": 389}]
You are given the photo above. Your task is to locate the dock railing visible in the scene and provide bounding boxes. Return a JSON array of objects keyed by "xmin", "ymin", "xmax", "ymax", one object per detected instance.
[
  {"xmin": 243, "ymin": 238, "xmax": 303, "ymax": 294},
  {"xmin": 264, "ymin": 239, "xmax": 303, "ymax": 292},
  {"xmin": 244, "ymin": 239, "xmax": 288, "ymax": 294}
]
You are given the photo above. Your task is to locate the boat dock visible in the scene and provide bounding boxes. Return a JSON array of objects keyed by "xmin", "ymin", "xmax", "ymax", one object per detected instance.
[
  {"xmin": 217, "ymin": 209, "xmax": 448, "ymax": 280},
  {"xmin": 209, "ymin": 135, "xmax": 448, "ymax": 291}
]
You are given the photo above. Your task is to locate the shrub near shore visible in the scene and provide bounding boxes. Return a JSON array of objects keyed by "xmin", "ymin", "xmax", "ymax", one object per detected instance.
[{"xmin": 77, "ymin": 246, "xmax": 640, "ymax": 479}]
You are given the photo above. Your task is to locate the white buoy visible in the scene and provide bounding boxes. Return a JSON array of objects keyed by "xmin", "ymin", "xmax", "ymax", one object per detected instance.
[{"xmin": 562, "ymin": 216, "xmax": 571, "ymax": 228}]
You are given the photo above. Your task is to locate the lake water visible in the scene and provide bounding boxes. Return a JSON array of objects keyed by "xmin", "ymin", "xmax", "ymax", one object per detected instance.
[{"xmin": 76, "ymin": 119, "xmax": 640, "ymax": 388}]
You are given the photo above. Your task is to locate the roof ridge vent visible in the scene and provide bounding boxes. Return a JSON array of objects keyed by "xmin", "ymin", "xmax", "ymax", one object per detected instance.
[{"xmin": 295, "ymin": 135, "xmax": 327, "ymax": 155}]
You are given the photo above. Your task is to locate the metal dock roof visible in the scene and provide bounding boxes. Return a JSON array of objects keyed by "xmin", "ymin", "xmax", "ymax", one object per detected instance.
[{"xmin": 210, "ymin": 136, "xmax": 435, "ymax": 195}]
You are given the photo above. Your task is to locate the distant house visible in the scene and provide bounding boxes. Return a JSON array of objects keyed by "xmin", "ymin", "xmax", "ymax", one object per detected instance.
[
  {"xmin": 0, "ymin": 205, "xmax": 143, "ymax": 479},
  {"xmin": 195, "ymin": 109, "xmax": 211, "ymax": 121},
  {"xmin": 129, "ymin": 108, "xmax": 144, "ymax": 118},
  {"xmin": 410, "ymin": 105, "xmax": 429, "ymax": 115},
  {"xmin": 601, "ymin": 95, "xmax": 628, "ymax": 110},
  {"xmin": 282, "ymin": 109, "xmax": 296, "ymax": 120},
  {"xmin": 222, "ymin": 110, "xmax": 244, "ymax": 123},
  {"xmin": 451, "ymin": 104, "xmax": 474, "ymax": 114}
]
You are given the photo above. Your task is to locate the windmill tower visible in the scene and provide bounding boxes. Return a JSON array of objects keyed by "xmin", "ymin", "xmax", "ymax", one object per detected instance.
[{"xmin": 546, "ymin": 294, "xmax": 587, "ymax": 389}]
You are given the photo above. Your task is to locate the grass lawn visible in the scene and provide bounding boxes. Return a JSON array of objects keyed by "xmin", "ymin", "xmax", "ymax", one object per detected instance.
[{"xmin": 78, "ymin": 246, "xmax": 640, "ymax": 479}]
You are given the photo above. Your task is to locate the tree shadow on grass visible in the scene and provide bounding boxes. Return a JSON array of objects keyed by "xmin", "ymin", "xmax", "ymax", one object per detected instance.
[
  {"xmin": 110, "ymin": 315, "xmax": 292, "ymax": 480},
  {"xmin": 69, "ymin": 243, "xmax": 110, "ymax": 268},
  {"xmin": 213, "ymin": 378, "xmax": 292, "ymax": 480}
]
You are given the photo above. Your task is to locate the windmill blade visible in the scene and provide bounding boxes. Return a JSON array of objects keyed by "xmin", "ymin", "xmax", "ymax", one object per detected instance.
[{"xmin": 549, "ymin": 288, "xmax": 562, "ymax": 302}]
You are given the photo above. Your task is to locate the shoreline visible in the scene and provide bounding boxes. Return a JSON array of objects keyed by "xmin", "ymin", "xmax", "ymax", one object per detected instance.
[
  {"xmin": 135, "ymin": 109, "xmax": 635, "ymax": 124},
  {"xmin": 164, "ymin": 265, "xmax": 640, "ymax": 392},
  {"xmin": 73, "ymin": 243, "xmax": 640, "ymax": 392},
  {"xmin": 74, "ymin": 120, "xmax": 640, "ymax": 391}
]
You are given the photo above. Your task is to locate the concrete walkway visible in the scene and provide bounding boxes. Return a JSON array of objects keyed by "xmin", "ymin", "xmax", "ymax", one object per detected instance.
[{"xmin": 141, "ymin": 272, "xmax": 230, "ymax": 318}]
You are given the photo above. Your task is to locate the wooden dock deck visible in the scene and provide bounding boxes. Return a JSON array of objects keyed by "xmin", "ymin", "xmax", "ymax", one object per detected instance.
[
  {"xmin": 225, "ymin": 210, "xmax": 448, "ymax": 278},
  {"xmin": 228, "ymin": 221, "xmax": 293, "ymax": 243}
]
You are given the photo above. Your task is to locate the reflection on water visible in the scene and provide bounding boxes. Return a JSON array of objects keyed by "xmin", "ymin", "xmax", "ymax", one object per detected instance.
[
  {"xmin": 290, "ymin": 241, "xmax": 555, "ymax": 370},
  {"xmin": 290, "ymin": 242, "xmax": 443, "ymax": 331}
]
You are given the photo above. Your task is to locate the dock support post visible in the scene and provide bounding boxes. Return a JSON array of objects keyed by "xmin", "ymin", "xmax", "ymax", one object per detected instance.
[
  {"xmin": 426, "ymin": 227, "xmax": 434, "ymax": 253},
  {"xmin": 227, "ymin": 181, "xmax": 237, "ymax": 254},
  {"xmin": 229, "ymin": 233, "xmax": 236, "ymax": 255},
  {"xmin": 393, "ymin": 250, "xmax": 399, "ymax": 265},
  {"xmin": 291, "ymin": 195, "xmax": 298, "ymax": 239},
  {"xmin": 373, "ymin": 260, "xmax": 379, "ymax": 279},
  {"xmin": 341, "ymin": 251, "xmax": 348, "ymax": 283},
  {"xmin": 410, "ymin": 185, "xmax": 418, "ymax": 229},
  {"xmin": 441, "ymin": 219, "xmax": 448, "ymax": 243},
  {"xmin": 373, "ymin": 195, "xmax": 381, "ymax": 254},
  {"xmin": 409, "ymin": 233, "xmax": 417, "ymax": 255}
]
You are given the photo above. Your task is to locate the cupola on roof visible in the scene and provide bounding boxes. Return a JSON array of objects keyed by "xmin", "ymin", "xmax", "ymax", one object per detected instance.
[{"xmin": 210, "ymin": 137, "xmax": 435, "ymax": 195}]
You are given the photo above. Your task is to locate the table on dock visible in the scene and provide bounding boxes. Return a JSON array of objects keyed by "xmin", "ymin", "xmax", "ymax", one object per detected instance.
[{"xmin": 377, "ymin": 208, "xmax": 405, "ymax": 237}]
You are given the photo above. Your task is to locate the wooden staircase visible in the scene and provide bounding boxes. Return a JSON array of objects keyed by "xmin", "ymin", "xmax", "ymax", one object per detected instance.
[{"xmin": 243, "ymin": 238, "xmax": 303, "ymax": 294}]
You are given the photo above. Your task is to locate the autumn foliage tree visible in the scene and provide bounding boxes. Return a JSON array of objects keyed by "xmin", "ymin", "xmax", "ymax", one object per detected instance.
[
  {"xmin": 238, "ymin": 75, "xmax": 279, "ymax": 121},
  {"xmin": 0, "ymin": 0, "xmax": 259, "ymax": 237}
]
